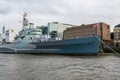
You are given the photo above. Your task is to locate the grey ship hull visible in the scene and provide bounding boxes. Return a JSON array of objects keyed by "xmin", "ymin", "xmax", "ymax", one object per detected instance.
[{"xmin": 0, "ymin": 36, "xmax": 100, "ymax": 54}]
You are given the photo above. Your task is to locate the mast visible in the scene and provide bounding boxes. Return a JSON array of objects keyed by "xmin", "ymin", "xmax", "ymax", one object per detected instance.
[
  {"xmin": 2, "ymin": 26, "xmax": 5, "ymax": 35},
  {"xmin": 22, "ymin": 13, "xmax": 29, "ymax": 30},
  {"xmin": 2, "ymin": 26, "xmax": 5, "ymax": 39}
]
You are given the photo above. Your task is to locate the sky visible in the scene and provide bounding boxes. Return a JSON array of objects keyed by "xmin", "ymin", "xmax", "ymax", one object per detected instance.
[{"xmin": 0, "ymin": 0, "xmax": 120, "ymax": 34}]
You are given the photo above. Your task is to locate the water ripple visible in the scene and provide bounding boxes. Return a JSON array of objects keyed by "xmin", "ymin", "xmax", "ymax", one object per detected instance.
[{"xmin": 0, "ymin": 54, "xmax": 120, "ymax": 80}]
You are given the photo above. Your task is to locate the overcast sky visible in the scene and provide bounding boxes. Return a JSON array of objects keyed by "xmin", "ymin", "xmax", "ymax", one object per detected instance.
[{"xmin": 0, "ymin": 0, "xmax": 120, "ymax": 33}]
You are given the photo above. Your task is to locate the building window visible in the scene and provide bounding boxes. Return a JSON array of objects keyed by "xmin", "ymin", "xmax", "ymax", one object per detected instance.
[
  {"xmin": 107, "ymin": 26, "xmax": 109, "ymax": 29},
  {"xmin": 116, "ymin": 33, "xmax": 118, "ymax": 36},
  {"xmin": 116, "ymin": 36, "xmax": 119, "ymax": 39}
]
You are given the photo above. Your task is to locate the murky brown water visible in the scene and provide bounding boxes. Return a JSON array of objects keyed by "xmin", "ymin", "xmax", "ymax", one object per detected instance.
[{"xmin": 0, "ymin": 53, "xmax": 120, "ymax": 80}]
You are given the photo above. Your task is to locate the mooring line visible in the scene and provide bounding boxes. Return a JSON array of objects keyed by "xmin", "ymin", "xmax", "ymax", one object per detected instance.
[{"xmin": 96, "ymin": 37, "xmax": 120, "ymax": 56}]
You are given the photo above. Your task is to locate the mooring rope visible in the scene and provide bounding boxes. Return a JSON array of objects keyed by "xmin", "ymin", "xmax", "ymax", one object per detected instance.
[{"xmin": 96, "ymin": 37, "xmax": 120, "ymax": 56}]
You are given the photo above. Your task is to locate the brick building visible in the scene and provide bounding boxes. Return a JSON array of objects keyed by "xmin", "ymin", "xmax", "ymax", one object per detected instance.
[{"xmin": 63, "ymin": 22, "xmax": 111, "ymax": 45}]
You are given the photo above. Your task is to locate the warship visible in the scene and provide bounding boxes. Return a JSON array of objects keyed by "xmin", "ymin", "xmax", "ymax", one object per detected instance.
[{"xmin": 0, "ymin": 13, "xmax": 100, "ymax": 54}]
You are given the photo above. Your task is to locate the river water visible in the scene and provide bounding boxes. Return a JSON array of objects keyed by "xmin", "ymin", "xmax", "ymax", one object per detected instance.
[{"xmin": 0, "ymin": 53, "xmax": 120, "ymax": 80}]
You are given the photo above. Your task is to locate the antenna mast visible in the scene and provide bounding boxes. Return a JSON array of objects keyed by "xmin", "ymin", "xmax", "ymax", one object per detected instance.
[{"xmin": 22, "ymin": 13, "xmax": 29, "ymax": 30}]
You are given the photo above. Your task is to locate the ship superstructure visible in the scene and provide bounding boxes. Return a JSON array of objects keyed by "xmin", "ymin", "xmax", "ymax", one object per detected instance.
[
  {"xmin": 0, "ymin": 34, "xmax": 2, "ymax": 44},
  {"xmin": 15, "ymin": 13, "xmax": 50, "ymax": 43},
  {"xmin": 15, "ymin": 13, "xmax": 74, "ymax": 43}
]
